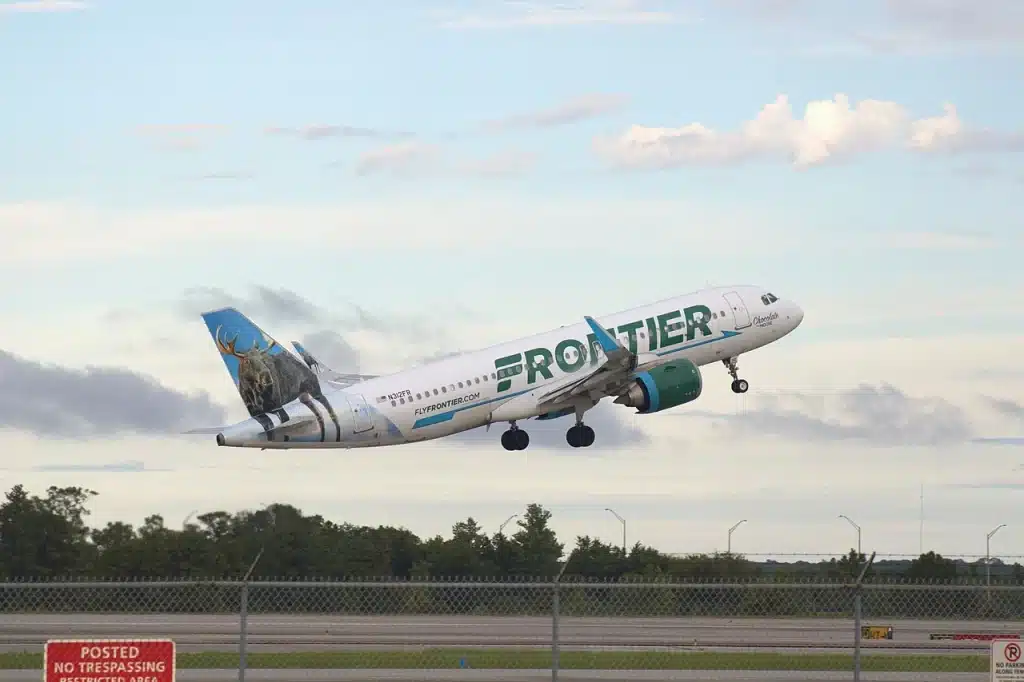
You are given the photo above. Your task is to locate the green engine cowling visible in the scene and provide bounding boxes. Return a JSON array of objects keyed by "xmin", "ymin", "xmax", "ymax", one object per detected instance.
[{"xmin": 614, "ymin": 359, "xmax": 703, "ymax": 414}]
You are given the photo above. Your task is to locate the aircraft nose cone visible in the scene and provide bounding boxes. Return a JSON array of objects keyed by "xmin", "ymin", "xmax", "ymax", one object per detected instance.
[{"xmin": 792, "ymin": 304, "xmax": 804, "ymax": 328}]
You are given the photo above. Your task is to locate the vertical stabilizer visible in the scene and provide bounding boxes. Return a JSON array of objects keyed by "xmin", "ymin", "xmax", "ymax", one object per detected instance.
[{"xmin": 201, "ymin": 307, "xmax": 323, "ymax": 418}]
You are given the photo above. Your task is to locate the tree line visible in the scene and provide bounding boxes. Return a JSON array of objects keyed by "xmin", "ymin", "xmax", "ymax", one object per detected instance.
[{"xmin": 2, "ymin": 484, "xmax": 1022, "ymax": 584}]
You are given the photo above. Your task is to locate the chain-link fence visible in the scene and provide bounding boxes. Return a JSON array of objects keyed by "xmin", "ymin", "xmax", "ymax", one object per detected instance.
[{"xmin": 1, "ymin": 577, "xmax": 1021, "ymax": 680}]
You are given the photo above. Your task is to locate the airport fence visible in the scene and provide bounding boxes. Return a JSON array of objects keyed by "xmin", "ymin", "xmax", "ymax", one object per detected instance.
[{"xmin": 1, "ymin": 576, "xmax": 1022, "ymax": 681}]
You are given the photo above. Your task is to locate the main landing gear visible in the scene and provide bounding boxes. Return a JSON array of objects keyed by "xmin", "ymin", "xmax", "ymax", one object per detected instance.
[
  {"xmin": 723, "ymin": 356, "xmax": 749, "ymax": 394},
  {"xmin": 501, "ymin": 422, "xmax": 530, "ymax": 451},
  {"xmin": 566, "ymin": 422, "xmax": 595, "ymax": 448},
  {"xmin": 566, "ymin": 405, "xmax": 595, "ymax": 448}
]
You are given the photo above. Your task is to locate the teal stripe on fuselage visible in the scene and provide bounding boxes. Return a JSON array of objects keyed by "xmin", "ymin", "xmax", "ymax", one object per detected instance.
[{"xmin": 409, "ymin": 330, "xmax": 741, "ymax": 431}]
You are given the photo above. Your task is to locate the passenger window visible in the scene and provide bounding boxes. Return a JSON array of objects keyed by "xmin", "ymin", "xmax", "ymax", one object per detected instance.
[
  {"xmin": 491, "ymin": 372, "xmax": 496, "ymax": 379},
  {"xmin": 720, "ymin": 310, "xmax": 726, "ymax": 317},
  {"xmin": 441, "ymin": 386, "xmax": 447, "ymax": 393},
  {"xmin": 400, "ymin": 397, "xmax": 405, "ymax": 404},
  {"xmin": 391, "ymin": 400, "xmax": 397, "ymax": 407},
  {"xmin": 474, "ymin": 377, "xmax": 480, "ymax": 384},
  {"xmin": 416, "ymin": 393, "xmax": 421, "ymax": 400},
  {"xmin": 482, "ymin": 375, "xmax": 488, "ymax": 381},
  {"xmin": 433, "ymin": 388, "xmax": 439, "ymax": 395},
  {"xmin": 457, "ymin": 382, "xmax": 463, "ymax": 388}
]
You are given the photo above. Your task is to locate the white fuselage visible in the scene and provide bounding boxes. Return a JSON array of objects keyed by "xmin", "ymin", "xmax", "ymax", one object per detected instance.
[{"xmin": 215, "ymin": 285, "xmax": 802, "ymax": 448}]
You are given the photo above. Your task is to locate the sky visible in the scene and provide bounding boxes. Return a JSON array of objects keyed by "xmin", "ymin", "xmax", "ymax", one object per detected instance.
[{"xmin": 1, "ymin": 0, "xmax": 1023, "ymax": 565}]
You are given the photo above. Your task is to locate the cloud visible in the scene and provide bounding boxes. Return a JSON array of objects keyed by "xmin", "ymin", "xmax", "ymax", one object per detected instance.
[
  {"xmin": 985, "ymin": 398, "xmax": 1024, "ymax": 420},
  {"xmin": 354, "ymin": 141, "xmax": 442, "ymax": 177},
  {"xmin": 0, "ymin": 0, "xmax": 88, "ymax": 12},
  {"xmin": 595, "ymin": 94, "xmax": 1024, "ymax": 170},
  {"xmin": 265, "ymin": 124, "xmax": 413, "ymax": 141},
  {"xmin": 676, "ymin": 382, "xmax": 976, "ymax": 447},
  {"xmin": 483, "ymin": 94, "xmax": 628, "ymax": 131},
  {"xmin": 908, "ymin": 104, "xmax": 1024, "ymax": 154},
  {"xmin": 298, "ymin": 330, "xmax": 362, "ymax": 373},
  {"xmin": 176, "ymin": 286, "xmax": 454, "ymax": 374},
  {"xmin": 0, "ymin": 349, "xmax": 226, "ymax": 439},
  {"xmin": 32, "ymin": 460, "xmax": 150, "ymax": 473},
  {"xmin": 439, "ymin": 0, "xmax": 683, "ymax": 29},
  {"xmin": 132, "ymin": 124, "xmax": 229, "ymax": 152},
  {"xmin": 353, "ymin": 143, "xmax": 537, "ymax": 178},
  {"xmin": 871, "ymin": 0, "xmax": 1024, "ymax": 50}
]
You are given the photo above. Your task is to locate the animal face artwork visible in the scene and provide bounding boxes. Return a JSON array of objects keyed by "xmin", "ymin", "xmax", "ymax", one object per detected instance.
[{"xmin": 214, "ymin": 326, "xmax": 321, "ymax": 417}]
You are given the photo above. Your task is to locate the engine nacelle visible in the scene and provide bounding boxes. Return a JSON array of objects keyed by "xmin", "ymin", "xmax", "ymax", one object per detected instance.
[{"xmin": 614, "ymin": 359, "xmax": 703, "ymax": 414}]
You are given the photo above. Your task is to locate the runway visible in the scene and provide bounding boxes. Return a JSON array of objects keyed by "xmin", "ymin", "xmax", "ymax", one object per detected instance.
[{"xmin": 1, "ymin": 614, "xmax": 1018, "ymax": 654}]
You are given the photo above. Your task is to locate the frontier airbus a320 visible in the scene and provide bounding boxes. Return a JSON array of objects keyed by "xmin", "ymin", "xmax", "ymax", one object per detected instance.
[{"xmin": 192, "ymin": 285, "xmax": 803, "ymax": 450}]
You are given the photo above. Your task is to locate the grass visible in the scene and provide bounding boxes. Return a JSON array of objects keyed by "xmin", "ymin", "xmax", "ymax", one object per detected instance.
[{"xmin": 0, "ymin": 649, "xmax": 989, "ymax": 672}]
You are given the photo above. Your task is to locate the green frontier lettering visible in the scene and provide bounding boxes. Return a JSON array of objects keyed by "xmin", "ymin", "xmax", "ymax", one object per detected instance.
[
  {"xmin": 645, "ymin": 317, "xmax": 659, "ymax": 351},
  {"xmin": 617, "ymin": 320, "xmax": 643, "ymax": 354},
  {"xmin": 494, "ymin": 353, "xmax": 523, "ymax": 393},
  {"xmin": 525, "ymin": 347, "xmax": 554, "ymax": 384},
  {"xmin": 555, "ymin": 339, "xmax": 587, "ymax": 373},
  {"xmin": 683, "ymin": 304, "xmax": 713, "ymax": 340},
  {"xmin": 496, "ymin": 304, "xmax": 717, "ymax": 392}
]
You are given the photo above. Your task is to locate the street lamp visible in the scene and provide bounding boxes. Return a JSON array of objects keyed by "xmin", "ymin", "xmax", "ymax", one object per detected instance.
[
  {"xmin": 839, "ymin": 514, "xmax": 862, "ymax": 555},
  {"xmin": 727, "ymin": 520, "xmax": 747, "ymax": 555},
  {"xmin": 986, "ymin": 524, "xmax": 1006, "ymax": 588},
  {"xmin": 498, "ymin": 514, "xmax": 518, "ymax": 536},
  {"xmin": 605, "ymin": 508, "xmax": 626, "ymax": 554}
]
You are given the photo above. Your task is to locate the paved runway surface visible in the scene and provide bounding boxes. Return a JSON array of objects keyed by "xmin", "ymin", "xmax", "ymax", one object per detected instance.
[
  {"xmin": 0, "ymin": 669, "xmax": 990, "ymax": 681},
  {"xmin": 1, "ymin": 615, "xmax": 1019, "ymax": 653}
]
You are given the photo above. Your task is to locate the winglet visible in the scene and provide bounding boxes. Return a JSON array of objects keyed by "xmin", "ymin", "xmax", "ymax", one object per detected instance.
[{"xmin": 584, "ymin": 315, "xmax": 622, "ymax": 353}]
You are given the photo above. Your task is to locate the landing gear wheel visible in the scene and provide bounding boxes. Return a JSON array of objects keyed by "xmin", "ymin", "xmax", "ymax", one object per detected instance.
[
  {"xmin": 566, "ymin": 424, "xmax": 596, "ymax": 448},
  {"xmin": 723, "ymin": 357, "xmax": 749, "ymax": 394},
  {"xmin": 502, "ymin": 426, "xmax": 530, "ymax": 450}
]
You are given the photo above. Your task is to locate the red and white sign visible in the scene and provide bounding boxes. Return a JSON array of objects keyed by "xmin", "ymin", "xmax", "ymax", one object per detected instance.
[
  {"xmin": 44, "ymin": 639, "xmax": 175, "ymax": 682},
  {"xmin": 992, "ymin": 639, "xmax": 1024, "ymax": 681}
]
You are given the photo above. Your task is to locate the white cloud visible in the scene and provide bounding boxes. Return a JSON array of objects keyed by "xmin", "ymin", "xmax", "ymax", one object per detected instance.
[
  {"xmin": 354, "ymin": 141, "xmax": 442, "ymax": 176},
  {"xmin": 1, "ymin": 197, "xmax": 1017, "ymax": 269},
  {"xmin": 0, "ymin": 0, "xmax": 87, "ymax": 12},
  {"xmin": 595, "ymin": 94, "xmax": 1024, "ymax": 170},
  {"xmin": 132, "ymin": 124, "xmax": 229, "ymax": 152},
  {"xmin": 439, "ymin": 0, "xmax": 684, "ymax": 29},
  {"xmin": 483, "ymin": 93, "xmax": 629, "ymax": 131}
]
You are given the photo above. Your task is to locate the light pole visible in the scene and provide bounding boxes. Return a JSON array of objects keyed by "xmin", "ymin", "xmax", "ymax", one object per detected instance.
[
  {"xmin": 605, "ymin": 508, "xmax": 626, "ymax": 554},
  {"xmin": 986, "ymin": 524, "xmax": 1006, "ymax": 588},
  {"xmin": 727, "ymin": 520, "xmax": 747, "ymax": 555},
  {"xmin": 498, "ymin": 514, "xmax": 518, "ymax": 536},
  {"xmin": 839, "ymin": 514, "xmax": 862, "ymax": 556}
]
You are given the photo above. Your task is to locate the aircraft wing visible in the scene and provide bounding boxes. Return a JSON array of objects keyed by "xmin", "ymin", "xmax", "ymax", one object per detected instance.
[
  {"xmin": 290, "ymin": 341, "xmax": 379, "ymax": 388},
  {"xmin": 532, "ymin": 316, "xmax": 649, "ymax": 412}
]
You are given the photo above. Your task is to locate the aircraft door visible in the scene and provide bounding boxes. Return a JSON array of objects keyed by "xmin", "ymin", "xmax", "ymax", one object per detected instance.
[
  {"xmin": 348, "ymin": 394, "xmax": 375, "ymax": 433},
  {"xmin": 723, "ymin": 291, "xmax": 752, "ymax": 329}
]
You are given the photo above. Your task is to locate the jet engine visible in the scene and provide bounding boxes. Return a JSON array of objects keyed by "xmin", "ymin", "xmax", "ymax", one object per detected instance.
[{"xmin": 614, "ymin": 359, "xmax": 703, "ymax": 414}]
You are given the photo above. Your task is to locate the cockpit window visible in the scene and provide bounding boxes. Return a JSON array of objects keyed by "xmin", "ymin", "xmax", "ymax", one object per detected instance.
[
  {"xmin": 761, "ymin": 295, "xmax": 770, "ymax": 305},
  {"xmin": 768, "ymin": 293, "xmax": 778, "ymax": 303},
  {"xmin": 762, "ymin": 293, "xmax": 779, "ymax": 305}
]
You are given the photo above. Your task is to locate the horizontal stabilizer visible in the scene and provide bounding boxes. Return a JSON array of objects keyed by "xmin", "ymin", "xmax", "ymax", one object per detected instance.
[{"xmin": 291, "ymin": 340, "xmax": 379, "ymax": 388}]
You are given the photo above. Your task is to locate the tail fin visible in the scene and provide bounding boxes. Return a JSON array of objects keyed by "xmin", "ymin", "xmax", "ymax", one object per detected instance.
[{"xmin": 201, "ymin": 307, "xmax": 323, "ymax": 418}]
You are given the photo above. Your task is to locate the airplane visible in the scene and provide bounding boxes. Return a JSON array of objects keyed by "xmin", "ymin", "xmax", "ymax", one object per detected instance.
[{"xmin": 191, "ymin": 285, "xmax": 803, "ymax": 450}]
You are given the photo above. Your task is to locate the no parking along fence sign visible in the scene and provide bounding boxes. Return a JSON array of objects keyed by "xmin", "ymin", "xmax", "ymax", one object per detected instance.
[
  {"xmin": 993, "ymin": 639, "xmax": 1024, "ymax": 681},
  {"xmin": 44, "ymin": 639, "xmax": 175, "ymax": 682}
]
